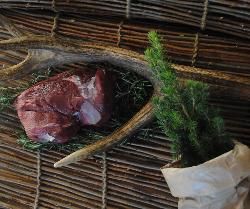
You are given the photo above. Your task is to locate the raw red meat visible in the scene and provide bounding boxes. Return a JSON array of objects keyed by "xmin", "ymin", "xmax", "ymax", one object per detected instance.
[{"xmin": 15, "ymin": 68, "xmax": 114, "ymax": 144}]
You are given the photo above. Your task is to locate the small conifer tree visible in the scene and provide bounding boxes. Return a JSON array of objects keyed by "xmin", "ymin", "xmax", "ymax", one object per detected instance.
[{"xmin": 145, "ymin": 31, "xmax": 233, "ymax": 166}]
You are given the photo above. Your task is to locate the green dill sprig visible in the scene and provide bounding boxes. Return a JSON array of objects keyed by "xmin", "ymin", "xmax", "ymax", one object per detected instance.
[{"xmin": 145, "ymin": 31, "xmax": 233, "ymax": 166}]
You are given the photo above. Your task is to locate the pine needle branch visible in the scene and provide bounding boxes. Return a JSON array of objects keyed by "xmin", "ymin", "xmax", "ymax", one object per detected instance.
[{"xmin": 145, "ymin": 31, "xmax": 233, "ymax": 166}]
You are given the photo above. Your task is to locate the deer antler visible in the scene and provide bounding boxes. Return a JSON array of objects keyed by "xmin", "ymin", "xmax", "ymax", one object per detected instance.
[
  {"xmin": 0, "ymin": 34, "xmax": 162, "ymax": 168},
  {"xmin": 0, "ymin": 15, "xmax": 249, "ymax": 168},
  {"xmin": 54, "ymin": 101, "xmax": 154, "ymax": 167}
]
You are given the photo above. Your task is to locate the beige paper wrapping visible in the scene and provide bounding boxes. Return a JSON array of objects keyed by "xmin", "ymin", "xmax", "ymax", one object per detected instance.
[{"xmin": 161, "ymin": 144, "xmax": 250, "ymax": 209}]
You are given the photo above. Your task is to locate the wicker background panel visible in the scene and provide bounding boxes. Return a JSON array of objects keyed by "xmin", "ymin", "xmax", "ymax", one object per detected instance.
[
  {"xmin": 0, "ymin": 7, "xmax": 250, "ymax": 209},
  {"xmin": 1, "ymin": 0, "xmax": 250, "ymax": 39},
  {"xmin": 206, "ymin": 0, "xmax": 250, "ymax": 39},
  {"xmin": 119, "ymin": 20, "xmax": 194, "ymax": 64},
  {"xmin": 2, "ymin": 9, "xmax": 250, "ymax": 76},
  {"xmin": 105, "ymin": 145, "xmax": 177, "ymax": 209},
  {"xmin": 129, "ymin": 0, "xmax": 202, "ymax": 26},
  {"xmin": 59, "ymin": 13, "xmax": 120, "ymax": 45},
  {"xmin": 56, "ymin": 0, "xmax": 127, "ymax": 17},
  {"xmin": 0, "ymin": 132, "xmax": 37, "ymax": 209},
  {"xmin": 39, "ymin": 152, "xmax": 103, "ymax": 209},
  {"xmin": 209, "ymin": 98, "xmax": 250, "ymax": 145},
  {"xmin": 197, "ymin": 34, "xmax": 250, "ymax": 74}
]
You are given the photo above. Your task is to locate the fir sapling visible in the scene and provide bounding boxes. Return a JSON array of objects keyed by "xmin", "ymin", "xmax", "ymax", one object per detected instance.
[{"xmin": 145, "ymin": 31, "xmax": 233, "ymax": 167}]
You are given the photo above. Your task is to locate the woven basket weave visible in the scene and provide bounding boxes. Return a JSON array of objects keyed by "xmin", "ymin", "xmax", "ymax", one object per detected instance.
[
  {"xmin": 0, "ymin": 3, "xmax": 249, "ymax": 209},
  {"xmin": 1, "ymin": 0, "xmax": 250, "ymax": 39}
]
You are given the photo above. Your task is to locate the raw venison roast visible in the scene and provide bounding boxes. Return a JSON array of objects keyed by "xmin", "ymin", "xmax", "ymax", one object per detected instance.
[{"xmin": 15, "ymin": 68, "xmax": 114, "ymax": 143}]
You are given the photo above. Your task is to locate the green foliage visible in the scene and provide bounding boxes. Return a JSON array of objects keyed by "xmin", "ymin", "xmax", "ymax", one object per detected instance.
[
  {"xmin": 0, "ymin": 87, "xmax": 24, "ymax": 111},
  {"xmin": 17, "ymin": 129, "xmax": 103, "ymax": 152},
  {"xmin": 145, "ymin": 31, "xmax": 233, "ymax": 167},
  {"xmin": 112, "ymin": 67, "xmax": 152, "ymax": 120}
]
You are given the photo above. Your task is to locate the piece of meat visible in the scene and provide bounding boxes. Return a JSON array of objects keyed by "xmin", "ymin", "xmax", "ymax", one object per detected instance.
[{"xmin": 15, "ymin": 68, "xmax": 114, "ymax": 144}]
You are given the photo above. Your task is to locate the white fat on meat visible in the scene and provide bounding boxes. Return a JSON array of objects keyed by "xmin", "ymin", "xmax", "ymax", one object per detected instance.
[
  {"xmin": 39, "ymin": 133, "xmax": 55, "ymax": 142},
  {"xmin": 80, "ymin": 101, "xmax": 101, "ymax": 125},
  {"xmin": 63, "ymin": 75, "xmax": 97, "ymax": 99}
]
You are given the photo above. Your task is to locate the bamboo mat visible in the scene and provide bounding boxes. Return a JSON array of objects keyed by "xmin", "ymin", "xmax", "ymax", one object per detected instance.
[
  {"xmin": 0, "ymin": 8, "xmax": 250, "ymax": 209},
  {"xmin": 0, "ymin": 0, "xmax": 250, "ymax": 40},
  {"xmin": 2, "ymin": 9, "xmax": 250, "ymax": 76}
]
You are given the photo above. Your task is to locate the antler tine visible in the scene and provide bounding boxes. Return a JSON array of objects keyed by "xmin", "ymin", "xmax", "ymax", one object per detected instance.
[
  {"xmin": 0, "ymin": 48, "xmax": 103, "ymax": 80},
  {"xmin": 0, "ymin": 15, "xmax": 45, "ymax": 81},
  {"xmin": 0, "ymin": 36, "xmax": 160, "ymax": 87},
  {"xmin": 54, "ymin": 101, "xmax": 154, "ymax": 168},
  {"xmin": 0, "ymin": 14, "xmax": 25, "ymax": 37},
  {"xmin": 0, "ymin": 14, "xmax": 32, "ymax": 80},
  {"xmin": 0, "ymin": 51, "xmax": 33, "ymax": 80}
]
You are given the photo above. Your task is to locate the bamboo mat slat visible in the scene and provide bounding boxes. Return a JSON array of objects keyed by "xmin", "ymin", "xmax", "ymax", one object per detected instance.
[
  {"xmin": 0, "ymin": 141, "xmax": 37, "ymax": 209},
  {"xmin": 105, "ymin": 147, "xmax": 178, "ymax": 209},
  {"xmin": 206, "ymin": 0, "xmax": 250, "ymax": 39},
  {"xmin": 0, "ymin": 122, "xmax": 179, "ymax": 208}
]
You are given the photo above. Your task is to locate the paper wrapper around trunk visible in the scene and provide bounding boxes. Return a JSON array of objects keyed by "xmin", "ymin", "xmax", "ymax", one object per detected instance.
[{"xmin": 161, "ymin": 143, "xmax": 250, "ymax": 209}]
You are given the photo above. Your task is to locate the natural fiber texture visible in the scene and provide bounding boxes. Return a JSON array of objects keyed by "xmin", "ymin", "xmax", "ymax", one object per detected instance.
[
  {"xmin": 51, "ymin": 12, "xmax": 60, "ymax": 38},
  {"xmin": 0, "ymin": 7, "xmax": 249, "ymax": 209},
  {"xmin": 0, "ymin": 1, "xmax": 250, "ymax": 39},
  {"xmin": 51, "ymin": 0, "xmax": 57, "ymax": 12},
  {"xmin": 117, "ymin": 20, "xmax": 123, "ymax": 47},
  {"xmin": 201, "ymin": 0, "xmax": 209, "ymax": 30},
  {"xmin": 1, "ymin": 9, "xmax": 250, "ymax": 76},
  {"xmin": 33, "ymin": 151, "xmax": 41, "ymax": 209},
  {"xmin": 192, "ymin": 33, "xmax": 199, "ymax": 66},
  {"xmin": 0, "ymin": 117, "xmax": 178, "ymax": 208},
  {"xmin": 126, "ymin": 0, "xmax": 131, "ymax": 19},
  {"xmin": 102, "ymin": 152, "xmax": 107, "ymax": 209}
]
